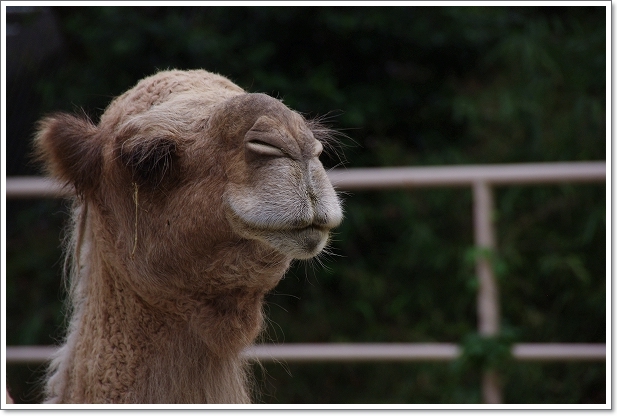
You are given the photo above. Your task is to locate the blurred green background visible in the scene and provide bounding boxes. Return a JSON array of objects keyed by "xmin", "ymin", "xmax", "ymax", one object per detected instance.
[{"xmin": 5, "ymin": 5, "xmax": 606, "ymax": 404}]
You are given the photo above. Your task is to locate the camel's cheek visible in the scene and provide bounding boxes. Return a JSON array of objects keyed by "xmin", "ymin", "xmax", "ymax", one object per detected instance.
[{"xmin": 96, "ymin": 183, "xmax": 227, "ymax": 290}]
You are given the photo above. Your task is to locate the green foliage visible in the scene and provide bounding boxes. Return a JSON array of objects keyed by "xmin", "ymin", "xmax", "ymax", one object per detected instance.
[
  {"xmin": 6, "ymin": 5, "xmax": 606, "ymax": 404},
  {"xmin": 454, "ymin": 329, "xmax": 518, "ymax": 373},
  {"xmin": 5, "ymin": 201, "xmax": 68, "ymax": 346}
]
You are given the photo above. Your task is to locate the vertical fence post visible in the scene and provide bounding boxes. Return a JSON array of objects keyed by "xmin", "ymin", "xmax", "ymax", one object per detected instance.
[{"xmin": 472, "ymin": 180, "xmax": 502, "ymax": 404}]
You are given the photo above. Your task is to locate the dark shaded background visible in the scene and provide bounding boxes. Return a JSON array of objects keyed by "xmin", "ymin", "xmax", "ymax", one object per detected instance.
[{"xmin": 5, "ymin": 5, "xmax": 606, "ymax": 404}]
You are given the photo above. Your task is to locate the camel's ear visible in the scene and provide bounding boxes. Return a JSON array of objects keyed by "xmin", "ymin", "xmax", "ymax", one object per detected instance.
[{"xmin": 34, "ymin": 113, "xmax": 102, "ymax": 196}]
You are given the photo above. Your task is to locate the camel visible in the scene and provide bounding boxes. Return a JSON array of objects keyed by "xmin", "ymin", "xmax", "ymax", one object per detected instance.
[{"xmin": 33, "ymin": 69, "xmax": 343, "ymax": 404}]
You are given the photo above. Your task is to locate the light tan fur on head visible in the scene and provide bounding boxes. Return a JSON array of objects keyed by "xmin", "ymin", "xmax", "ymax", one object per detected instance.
[{"xmin": 34, "ymin": 69, "xmax": 342, "ymax": 404}]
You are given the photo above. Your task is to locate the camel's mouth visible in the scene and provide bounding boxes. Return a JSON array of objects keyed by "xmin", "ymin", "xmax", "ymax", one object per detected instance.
[
  {"xmin": 225, "ymin": 209, "xmax": 330, "ymax": 259},
  {"xmin": 294, "ymin": 224, "xmax": 329, "ymax": 233}
]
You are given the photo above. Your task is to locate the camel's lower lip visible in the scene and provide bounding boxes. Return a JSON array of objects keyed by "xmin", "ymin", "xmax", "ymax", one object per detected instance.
[
  {"xmin": 250, "ymin": 225, "xmax": 329, "ymax": 259},
  {"xmin": 282, "ymin": 227, "xmax": 328, "ymax": 259},
  {"xmin": 291, "ymin": 226, "xmax": 327, "ymax": 239},
  {"xmin": 280, "ymin": 226, "xmax": 329, "ymax": 245}
]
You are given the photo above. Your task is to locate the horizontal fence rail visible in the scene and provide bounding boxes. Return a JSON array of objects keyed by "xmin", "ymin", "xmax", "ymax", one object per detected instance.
[
  {"xmin": 5, "ymin": 160, "xmax": 607, "ymax": 404},
  {"xmin": 327, "ymin": 161, "xmax": 606, "ymax": 189},
  {"xmin": 5, "ymin": 343, "xmax": 607, "ymax": 365},
  {"xmin": 5, "ymin": 161, "xmax": 606, "ymax": 198}
]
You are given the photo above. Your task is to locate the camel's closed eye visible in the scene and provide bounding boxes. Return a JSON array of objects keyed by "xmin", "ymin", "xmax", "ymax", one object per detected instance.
[{"xmin": 245, "ymin": 139, "xmax": 285, "ymax": 157}]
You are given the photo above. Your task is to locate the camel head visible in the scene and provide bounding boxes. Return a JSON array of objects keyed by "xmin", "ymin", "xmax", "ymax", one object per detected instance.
[{"xmin": 34, "ymin": 70, "xmax": 343, "ymax": 294}]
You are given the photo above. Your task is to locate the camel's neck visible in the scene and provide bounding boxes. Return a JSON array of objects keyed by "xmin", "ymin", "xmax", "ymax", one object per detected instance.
[
  {"xmin": 46, "ymin": 256, "xmax": 254, "ymax": 404},
  {"xmin": 44, "ymin": 213, "xmax": 279, "ymax": 404}
]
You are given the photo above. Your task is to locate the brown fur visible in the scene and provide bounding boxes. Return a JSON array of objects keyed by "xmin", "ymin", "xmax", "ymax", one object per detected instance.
[{"xmin": 34, "ymin": 69, "xmax": 342, "ymax": 403}]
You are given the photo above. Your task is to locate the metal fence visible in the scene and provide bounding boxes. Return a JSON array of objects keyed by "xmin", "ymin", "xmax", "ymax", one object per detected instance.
[{"xmin": 5, "ymin": 161, "xmax": 607, "ymax": 404}]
